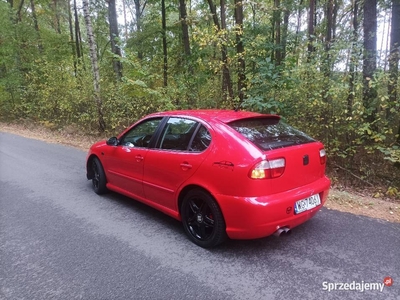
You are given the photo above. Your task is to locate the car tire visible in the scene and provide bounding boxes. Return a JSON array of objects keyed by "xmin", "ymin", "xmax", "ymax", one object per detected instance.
[
  {"xmin": 181, "ymin": 189, "xmax": 227, "ymax": 248},
  {"xmin": 91, "ymin": 157, "xmax": 108, "ymax": 195}
]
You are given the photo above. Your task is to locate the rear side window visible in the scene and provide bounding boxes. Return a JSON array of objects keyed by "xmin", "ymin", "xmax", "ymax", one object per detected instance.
[
  {"xmin": 228, "ymin": 118, "xmax": 315, "ymax": 151},
  {"xmin": 189, "ymin": 125, "xmax": 211, "ymax": 152},
  {"xmin": 158, "ymin": 117, "xmax": 198, "ymax": 151}
]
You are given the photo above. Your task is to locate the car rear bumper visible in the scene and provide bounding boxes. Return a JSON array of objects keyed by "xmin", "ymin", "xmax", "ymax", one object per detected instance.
[{"xmin": 216, "ymin": 176, "xmax": 331, "ymax": 240}]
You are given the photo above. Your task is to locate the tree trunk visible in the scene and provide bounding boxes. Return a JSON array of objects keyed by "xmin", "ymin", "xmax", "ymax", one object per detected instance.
[
  {"xmin": 235, "ymin": 0, "xmax": 245, "ymax": 103},
  {"xmin": 162, "ymin": 0, "xmax": 168, "ymax": 87},
  {"xmin": 322, "ymin": 0, "xmax": 334, "ymax": 102},
  {"xmin": 207, "ymin": 0, "xmax": 220, "ymax": 30},
  {"xmin": 134, "ymin": 0, "xmax": 143, "ymax": 59},
  {"xmin": 82, "ymin": 0, "xmax": 105, "ymax": 132},
  {"xmin": 362, "ymin": 0, "xmax": 377, "ymax": 124},
  {"xmin": 273, "ymin": 0, "xmax": 282, "ymax": 65},
  {"xmin": 325, "ymin": 0, "xmax": 333, "ymax": 55},
  {"xmin": 67, "ymin": 0, "xmax": 77, "ymax": 76},
  {"xmin": 16, "ymin": 0, "xmax": 25, "ymax": 22},
  {"xmin": 295, "ymin": 0, "xmax": 303, "ymax": 65},
  {"xmin": 281, "ymin": 9, "xmax": 290, "ymax": 62},
  {"xmin": 398, "ymin": 119, "xmax": 400, "ymax": 145},
  {"xmin": 107, "ymin": 0, "xmax": 123, "ymax": 80},
  {"xmin": 307, "ymin": 0, "xmax": 315, "ymax": 58},
  {"xmin": 122, "ymin": 0, "xmax": 128, "ymax": 40},
  {"xmin": 30, "ymin": 0, "xmax": 43, "ymax": 53},
  {"xmin": 333, "ymin": 0, "xmax": 338, "ymax": 40},
  {"xmin": 347, "ymin": 0, "xmax": 359, "ymax": 118},
  {"xmin": 74, "ymin": 0, "xmax": 84, "ymax": 64},
  {"xmin": 220, "ymin": 0, "xmax": 234, "ymax": 100},
  {"xmin": 388, "ymin": 0, "xmax": 400, "ymax": 126},
  {"xmin": 206, "ymin": 0, "xmax": 233, "ymax": 101},
  {"xmin": 52, "ymin": 0, "xmax": 61, "ymax": 34},
  {"xmin": 179, "ymin": 0, "xmax": 191, "ymax": 56}
]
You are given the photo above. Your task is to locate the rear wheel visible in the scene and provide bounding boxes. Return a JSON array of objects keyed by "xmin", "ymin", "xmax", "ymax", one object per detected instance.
[
  {"xmin": 91, "ymin": 157, "xmax": 107, "ymax": 195},
  {"xmin": 181, "ymin": 189, "xmax": 227, "ymax": 248}
]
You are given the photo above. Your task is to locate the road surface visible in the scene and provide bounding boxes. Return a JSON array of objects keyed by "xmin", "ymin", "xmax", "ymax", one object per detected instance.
[{"xmin": 0, "ymin": 131, "xmax": 399, "ymax": 300}]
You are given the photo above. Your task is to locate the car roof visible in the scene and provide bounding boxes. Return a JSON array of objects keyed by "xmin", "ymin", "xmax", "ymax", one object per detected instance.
[{"xmin": 147, "ymin": 109, "xmax": 280, "ymax": 124}]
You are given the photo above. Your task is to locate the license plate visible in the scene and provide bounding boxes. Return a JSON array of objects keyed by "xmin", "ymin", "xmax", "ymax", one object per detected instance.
[{"xmin": 294, "ymin": 194, "xmax": 321, "ymax": 214}]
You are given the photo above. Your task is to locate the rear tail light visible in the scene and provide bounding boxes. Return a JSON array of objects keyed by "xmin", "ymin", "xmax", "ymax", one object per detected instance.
[
  {"xmin": 319, "ymin": 149, "xmax": 326, "ymax": 164},
  {"xmin": 250, "ymin": 158, "xmax": 285, "ymax": 179}
]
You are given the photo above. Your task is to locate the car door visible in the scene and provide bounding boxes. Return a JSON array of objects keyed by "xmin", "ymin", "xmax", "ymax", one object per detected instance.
[
  {"xmin": 143, "ymin": 117, "xmax": 212, "ymax": 211},
  {"xmin": 106, "ymin": 117, "xmax": 163, "ymax": 199}
]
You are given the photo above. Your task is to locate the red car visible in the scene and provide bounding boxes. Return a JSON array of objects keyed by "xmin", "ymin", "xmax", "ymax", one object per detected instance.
[{"xmin": 86, "ymin": 110, "xmax": 330, "ymax": 247}]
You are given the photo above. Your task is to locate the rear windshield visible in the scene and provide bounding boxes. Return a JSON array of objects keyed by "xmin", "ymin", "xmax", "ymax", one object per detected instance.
[{"xmin": 228, "ymin": 118, "xmax": 315, "ymax": 151}]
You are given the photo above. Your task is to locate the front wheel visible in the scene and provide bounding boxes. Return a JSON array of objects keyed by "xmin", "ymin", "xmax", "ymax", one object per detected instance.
[
  {"xmin": 91, "ymin": 157, "xmax": 108, "ymax": 195},
  {"xmin": 181, "ymin": 189, "xmax": 227, "ymax": 248}
]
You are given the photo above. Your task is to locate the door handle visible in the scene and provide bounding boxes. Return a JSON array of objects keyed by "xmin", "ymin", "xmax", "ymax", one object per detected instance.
[
  {"xmin": 180, "ymin": 162, "xmax": 192, "ymax": 171},
  {"xmin": 135, "ymin": 155, "xmax": 144, "ymax": 162}
]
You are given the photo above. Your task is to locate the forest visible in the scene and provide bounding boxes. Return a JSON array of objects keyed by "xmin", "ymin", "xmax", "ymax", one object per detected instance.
[{"xmin": 0, "ymin": 0, "xmax": 399, "ymax": 195}]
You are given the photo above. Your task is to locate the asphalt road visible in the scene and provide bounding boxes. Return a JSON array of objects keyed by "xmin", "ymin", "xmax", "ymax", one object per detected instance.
[{"xmin": 0, "ymin": 131, "xmax": 399, "ymax": 300}]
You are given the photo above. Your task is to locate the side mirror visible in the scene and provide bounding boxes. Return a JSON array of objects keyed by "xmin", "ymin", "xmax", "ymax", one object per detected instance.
[{"xmin": 106, "ymin": 137, "xmax": 119, "ymax": 146}]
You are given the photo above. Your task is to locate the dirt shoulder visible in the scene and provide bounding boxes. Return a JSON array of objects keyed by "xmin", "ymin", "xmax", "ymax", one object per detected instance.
[{"xmin": 1, "ymin": 121, "xmax": 399, "ymax": 224}]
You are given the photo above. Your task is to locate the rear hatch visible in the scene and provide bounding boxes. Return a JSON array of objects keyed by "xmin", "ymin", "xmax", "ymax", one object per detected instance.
[{"xmin": 228, "ymin": 117, "xmax": 326, "ymax": 194}]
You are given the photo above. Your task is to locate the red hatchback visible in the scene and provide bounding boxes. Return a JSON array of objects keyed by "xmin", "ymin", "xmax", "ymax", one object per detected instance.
[{"xmin": 86, "ymin": 110, "xmax": 330, "ymax": 247}]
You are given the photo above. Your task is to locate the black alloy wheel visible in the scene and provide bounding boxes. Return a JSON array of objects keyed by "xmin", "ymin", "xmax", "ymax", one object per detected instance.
[
  {"xmin": 181, "ymin": 189, "xmax": 227, "ymax": 248},
  {"xmin": 91, "ymin": 157, "xmax": 108, "ymax": 195}
]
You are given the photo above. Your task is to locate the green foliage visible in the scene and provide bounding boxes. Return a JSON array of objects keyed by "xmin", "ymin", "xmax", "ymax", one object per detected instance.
[
  {"xmin": 243, "ymin": 57, "xmax": 299, "ymax": 114},
  {"xmin": 0, "ymin": 0, "xmax": 399, "ymax": 192},
  {"xmin": 378, "ymin": 146, "xmax": 400, "ymax": 163},
  {"xmin": 19, "ymin": 60, "xmax": 97, "ymax": 127}
]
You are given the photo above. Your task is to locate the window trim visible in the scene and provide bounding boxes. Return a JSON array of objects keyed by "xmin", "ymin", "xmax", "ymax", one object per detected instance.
[
  {"xmin": 155, "ymin": 117, "xmax": 199, "ymax": 152},
  {"xmin": 150, "ymin": 117, "xmax": 212, "ymax": 153},
  {"xmin": 119, "ymin": 117, "xmax": 166, "ymax": 149},
  {"xmin": 187, "ymin": 124, "xmax": 212, "ymax": 153},
  {"xmin": 187, "ymin": 123, "xmax": 202, "ymax": 151}
]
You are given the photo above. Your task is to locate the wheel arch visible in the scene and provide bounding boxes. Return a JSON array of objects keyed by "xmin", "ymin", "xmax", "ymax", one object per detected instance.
[
  {"xmin": 177, "ymin": 184, "xmax": 222, "ymax": 216},
  {"xmin": 86, "ymin": 154, "xmax": 99, "ymax": 180},
  {"xmin": 178, "ymin": 184, "xmax": 228, "ymax": 247}
]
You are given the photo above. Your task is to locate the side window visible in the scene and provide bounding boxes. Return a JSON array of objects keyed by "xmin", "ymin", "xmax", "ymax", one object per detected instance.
[
  {"xmin": 159, "ymin": 117, "xmax": 198, "ymax": 151},
  {"xmin": 120, "ymin": 118, "xmax": 162, "ymax": 148},
  {"xmin": 189, "ymin": 125, "xmax": 211, "ymax": 152}
]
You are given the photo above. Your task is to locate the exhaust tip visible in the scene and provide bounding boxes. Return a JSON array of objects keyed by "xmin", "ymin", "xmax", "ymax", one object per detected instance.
[
  {"xmin": 273, "ymin": 227, "xmax": 291, "ymax": 237},
  {"xmin": 283, "ymin": 227, "xmax": 292, "ymax": 235}
]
